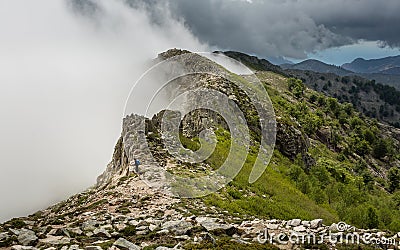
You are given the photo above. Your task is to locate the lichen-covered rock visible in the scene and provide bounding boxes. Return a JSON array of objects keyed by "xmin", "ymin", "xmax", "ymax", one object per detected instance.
[
  {"xmin": 113, "ymin": 238, "xmax": 140, "ymax": 250},
  {"xmin": 161, "ymin": 220, "xmax": 193, "ymax": 236},
  {"xmin": 17, "ymin": 229, "xmax": 37, "ymax": 246}
]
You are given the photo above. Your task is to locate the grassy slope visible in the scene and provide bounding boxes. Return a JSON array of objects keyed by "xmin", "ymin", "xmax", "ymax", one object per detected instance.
[{"xmin": 181, "ymin": 71, "xmax": 400, "ymax": 232}]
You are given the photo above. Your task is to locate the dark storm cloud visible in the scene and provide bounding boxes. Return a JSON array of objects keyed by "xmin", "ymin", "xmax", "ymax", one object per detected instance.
[{"xmin": 133, "ymin": 0, "xmax": 400, "ymax": 59}]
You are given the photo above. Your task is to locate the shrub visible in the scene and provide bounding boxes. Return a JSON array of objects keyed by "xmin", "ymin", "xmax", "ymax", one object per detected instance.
[
  {"xmin": 288, "ymin": 78, "xmax": 305, "ymax": 98},
  {"xmin": 388, "ymin": 167, "xmax": 400, "ymax": 193}
]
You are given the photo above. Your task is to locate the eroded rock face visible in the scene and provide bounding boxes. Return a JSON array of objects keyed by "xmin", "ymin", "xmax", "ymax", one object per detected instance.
[{"xmin": 276, "ymin": 122, "xmax": 309, "ymax": 160}]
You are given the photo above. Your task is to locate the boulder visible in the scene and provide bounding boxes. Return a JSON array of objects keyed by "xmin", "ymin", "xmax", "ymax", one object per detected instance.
[
  {"xmin": 93, "ymin": 228, "xmax": 111, "ymax": 238},
  {"xmin": 161, "ymin": 220, "xmax": 193, "ymax": 236},
  {"xmin": 287, "ymin": 219, "xmax": 302, "ymax": 227},
  {"xmin": 113, "ymin": 238, "xmax": 140, "ymax": 250},
  {"xmin": 82, "ymin": 220, "xmax": 99, "ymax": 231},
  {"xmin": 200, "ymin": 222, "xmax": 237, "ymax": 236},
  {"xmin": 293, "ymin": 225, "xmax": 306, "ymax": 232},
  {"xmin": 266, "ymin": 224, "xmax": 279, "ymax": 230},
  {"xmin": 310, "ymin": 219, "xmax": 323, "ymax": 229},
  {"xmin": 149, "ymin": 224, "xmax": 158, "ymax": 232},
  {"xmin": 17, "ymin": 229, "xmax": 38, "ymax": 246},
  {"xmin": 329, "ymin": 223, "xmax": 339, "ymax": 232},
  {"xmin": 0, "ymin": 232, "xmax": 9, "ymax": 240},
  {"xmin": 39, "ymin": 236, "xmax": 71, "ymax": 245}
]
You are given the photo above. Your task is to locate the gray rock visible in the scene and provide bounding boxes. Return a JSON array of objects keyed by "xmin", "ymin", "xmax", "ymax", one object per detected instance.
[
  {"xmin": 288, "ymin": 219, "xmax": 302, "ymax": 227},
  {"xmin": 199, "ymin": 219, "xmax": 236, "ymax": 236},
  {"xmin": 82, "ymin": 220, "xmax": 99, "ymax": 231},
  {"xmin": 113, "ymin": 237, "xmax": 140, "ymax": 250},
  {"xmin": 39, "ymin": 236, "xmax": 71, "ymax": 245},
  {"xmin": 128, "ymin": 220, "xmax": 139, "ymax": 226},
  {"xmin": 85, "ymin": 247, "xmax": 103, "ymax": 250},
  {"xmin": 93, "ymin": 228, "xmax": 111, "ymax": 238},
  {"xmin": 11, "ymin": 246, "xmax": 39, "ymax": 250},
  {"xmin": 329, "ymin": 223, "xmax": 339, "ymax": 232},
  {"xmin": 149, "ymin": 224, "xmax": 158, "ymax": 232},
  {"xmin": 310, "ymin": 219, "xmax": 323, "ymax": 229},
  {"xmin": 136, "ymin": 230, "xmax": 148, "ymax": 235},
  {"xmin": 0, "ymin": 232, "xmax": 9, "ymax": 240},
  {"xmin": 293, "ymin": 225, "xmax": 306, "ymax": 232},
  {"xmin": 10, "ymin": 228, "xmax": 20, "ymax": 235},
  {"xmin": 136, "ymin": 226, "xmax": 148, "ymax": 231},
  {"xmin": 203, "ymin": 232, "xmax": 216, "ymax": 245},
  {"xmin": 155, "ymin": 247, "xmax": 174, "ymax": 250},
  {"xmin": 157, "ymin": 229, "xmax": 169, "ymax": 234},
  {"xmin": 301, "ymin": 221, "xmax": 310, "ymax": 227},
  {"xmin": 266, "ymin": 224, "xmax": 279, "ymax": 230},
  {"xmin": 17, "ymin": 229, "xmax": 38, "ymax": 246},
  {"xmin": 174, "ymin": 235, "xmax": 190, "ymax": 240},
  {"xmin": 69, "ymin": 245, "xmax": 80, "ymax": 250},
  {"xmin": 68, "ymin": 227, "xmax": 83, "ymax": 236},
  {"xmin": 161, "ymin": 220, "xmax": 193, "ymax": 236}
]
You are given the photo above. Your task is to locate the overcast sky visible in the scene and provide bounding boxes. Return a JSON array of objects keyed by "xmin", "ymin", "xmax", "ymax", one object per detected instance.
[{"xmin": 1, "ymin": 0, "xmax": 400, "ymax": 222}]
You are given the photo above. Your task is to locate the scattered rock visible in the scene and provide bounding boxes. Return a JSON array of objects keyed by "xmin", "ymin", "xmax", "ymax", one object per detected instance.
[
  {"xmin": 39, "ymin": 235, "xmax": 71, "ymax": 245},
  {"xmin": 287, "ymin": 219, "xmax": 302, "ymax": 227},
  {"xmin": 0, "ymin": 232, "xmax": 9, "ymax": 240},
  {"xmin": 10, "ymin": 228, "xmax": 21, "ymax": 235},
  {"xmin": 310, "ymin": 219, "xmax": 323, "ymax": 229},
  {"xmin": 17, "ymin": 229, "xmax": 38, "ymax": 246},
  {"xmin": 82, "ymin": 220, "xmax": 99, "ymax": 231},
  {"xmin": 161, "ymin": 220, "xmax": 193, "ymax": 236},
  {"xmin": 149, "ymin": 224, "xmax": 158, "ymax": 231},
  {"xmin": 85, "ymin": 247, "xmax": 103, "ymax": 250},
  {"xmin": 11, "ymin": 246, "xmax": 38, "ymax": 250},
  {"xmin": 266, "ymin": 224, "xmax": 279, "ymax": 230},
  {"xmin": 69, "ymin": 245, "xmax": 80, "ymax": 250},
  {"xmin": 68, "ymin": 227, "xmax": 83, "ymax": 236},
  {"xmin": 198, "ymin": 218, "xmax": 237, "ymax": 236},
  {"xmin": 329, "ymin": 223, "xmax": 339, "ymax": 232},
  {"xmin": 113, "ymin": 237, "xmax": 140, "ymax": 250},
  {"xmin": 293, "ymin": 225, "xmax": 306, "ymax": 232},
  {"xmin": 203, "ymin": 232, "xmax": 216, "ymax": 245},
  {"xmin": 93, "ymin": 228, "xmax": 111, "ymax": 238}
]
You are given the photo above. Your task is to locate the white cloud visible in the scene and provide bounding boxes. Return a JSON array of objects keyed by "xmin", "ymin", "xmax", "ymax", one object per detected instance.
[{"xmin": 0, "ymin": 0, "xmax": 206, "ymax": 222}]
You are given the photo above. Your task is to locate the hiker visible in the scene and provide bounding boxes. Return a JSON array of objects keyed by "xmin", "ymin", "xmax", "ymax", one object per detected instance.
[{"xmin": 134, "ymin": 158, "xmax": 141, "ymax": 174}]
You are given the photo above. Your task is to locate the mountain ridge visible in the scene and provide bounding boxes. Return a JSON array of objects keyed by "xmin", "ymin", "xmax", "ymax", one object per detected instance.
[
  {"xmin": 342, "ymin": 55, "xmax": 400, "ymax": 74},
  {"xmin": 1, "ymin": 49, "xmax": 400, "ymax": 249}
]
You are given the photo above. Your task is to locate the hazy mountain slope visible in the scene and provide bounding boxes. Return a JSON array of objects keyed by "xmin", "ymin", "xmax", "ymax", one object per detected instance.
[
  {"xmin": 342, "ymin": 55, "xmax": 400, "ymax": 74},
  {"xmin": 1, "ymin": 49, "xmax": 399, "ymax": 249},
  {"xmin": 282, "ymin": 59, "xmax": 353, "ymax": 76},
  {"xmin": 223, "ymin": 51, "xmax": 400, "ymax": 127}
]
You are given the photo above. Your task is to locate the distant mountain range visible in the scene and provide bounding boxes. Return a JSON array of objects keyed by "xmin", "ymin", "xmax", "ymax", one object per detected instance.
[
  {"xmin": 342, "ymin": 55, "xmax": 400, "ymax": 74},
  {"xmin": 281, "ymin": 55, "xmax": 400, "ymax": 89},
  {"xmin": 281, "ymin": 59, "xmax": 352, "ymax": 76}
]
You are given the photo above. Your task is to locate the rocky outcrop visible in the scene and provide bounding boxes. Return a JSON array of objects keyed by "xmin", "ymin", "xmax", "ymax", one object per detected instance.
[{"xmin": 276, "ymin": 122, "xmax": 309, "ymax": 160}]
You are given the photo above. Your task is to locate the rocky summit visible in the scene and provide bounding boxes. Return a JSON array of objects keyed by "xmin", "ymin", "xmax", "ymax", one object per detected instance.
[{"xmin": 1, "ymin": 49, "xmax": 400, "ymax": 250}]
